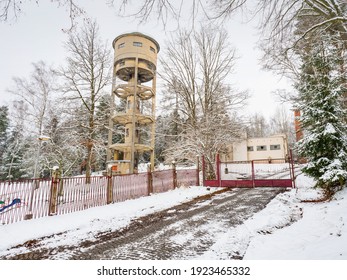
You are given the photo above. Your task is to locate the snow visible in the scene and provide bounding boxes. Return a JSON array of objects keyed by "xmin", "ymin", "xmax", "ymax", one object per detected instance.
[
  {"xmin": 244, "ymin": 175, "xmax": 347, "ymax": 259},
  {"xmin": 323, "ymin": 123, "xmax": 337, "ymax": 135},
  {"xmin": 0, "ymin": 186, "xmax": 217, "ymax": 255},
  {"xmin": 0, "ymin": 172, "xmax": 346, "ymax": 261}
]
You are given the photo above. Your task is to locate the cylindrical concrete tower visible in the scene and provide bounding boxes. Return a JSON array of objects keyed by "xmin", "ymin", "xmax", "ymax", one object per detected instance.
[{"xmin": 107, "ymin": 32, "xmax": 160, "ymax": 174}]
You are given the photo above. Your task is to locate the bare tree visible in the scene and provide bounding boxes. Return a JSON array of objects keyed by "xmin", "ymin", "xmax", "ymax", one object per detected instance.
[
  {"xmin": 113, "ymin": 0, "xmax": 346, "ymax": 77},
  {"xmin": 159, "ymin": 24, "xmax": 248, "ymax": 176},
  {"xmin": 258, "ymin": 0, "xmax": 347, "ymax": 78},
  {"xmin": 0, "ymin": 0, "xmax": 85, "ymax": 27},
  {"xmin": 246, "ymin": 113, "xmax": 270, "ymax": 138},
  {"xmin": 7, "ymin": 61, "xmax": 54, "ymax": 136},
  {"xmin": 269, "ymin": 105, "xmax": 295, "ymax": 147},
  {"xmin": 6, "ymin": 61, "xmax": 56, "ymax": 178},
  {"xmin": 57, "ymin": 20, "xmax": 111, "ymax": 180},
  {"xmin": 3, "ymin": 0, "xmax": 345, "ymax": 42},
  {"xmin": 5, "ymin": 60, "xmax": 91, "ymax": 178},
  {"xmin": 110, "ymin": 0, "xmax": 249, "ymax": 23}
]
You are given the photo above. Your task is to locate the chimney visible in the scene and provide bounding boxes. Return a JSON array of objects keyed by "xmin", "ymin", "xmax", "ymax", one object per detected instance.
[{"xmin": 294, "ymin": 109, "xmax": 303, "ymax": 142}]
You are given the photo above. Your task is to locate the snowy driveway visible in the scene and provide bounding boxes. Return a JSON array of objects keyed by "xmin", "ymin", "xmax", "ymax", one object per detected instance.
[{"xmin": 69, "ymin": 188, "xmax": 286, "ymax": 260}]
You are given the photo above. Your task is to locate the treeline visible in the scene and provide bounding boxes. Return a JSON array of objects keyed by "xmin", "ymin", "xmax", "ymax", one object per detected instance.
[
  {"xmin": 4, "ymin": 0, "xmax": 345, "ymax": 191},
  {"xmin": 0, "ymin": 20, "xmax": 295, "ymax": 181},
  {"xmin": 0, "ymin": 21, "xmax": 111, "ymax": 180}
]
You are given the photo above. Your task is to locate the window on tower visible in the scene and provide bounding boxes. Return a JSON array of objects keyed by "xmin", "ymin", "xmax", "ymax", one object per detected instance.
[
  {"xmin": 118, "ymin": 42, "xmax": 125, "ymax": 49},
  {"xmin": 150, "ymin": 46, "xmax": 156, "ymax": 53},
  {"xmin": 133, "ymin": 42, "xmax": 143, "ymax": 47}
]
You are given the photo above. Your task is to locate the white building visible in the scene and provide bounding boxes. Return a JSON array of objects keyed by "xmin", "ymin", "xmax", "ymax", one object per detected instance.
[{"xmin": 223, "ymin": 134, "xmax": 288, "ymax": 162}]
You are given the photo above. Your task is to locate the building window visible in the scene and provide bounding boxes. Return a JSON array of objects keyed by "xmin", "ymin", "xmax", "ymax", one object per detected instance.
[
  {"xmin": 247, "ymin": 146, "xmax": 254, "ymax": 152},
  {"xmin": 126, "ymin": 128, "xmax": 129, "ymax": 137},
  {"xmin": 257, "ymin": 145, "xmax": 267, "ymax": 151},
  {"xmin": 133, "ymin": 42, "xmax": 143, "ymax": 47},
  {"xmin": 270, "ymin": 144, "xmax": 281, "ymax": 150},
  {"xmin": 150, "ymin": 46, "xmax": 156, "ymax": 53},
  {"xmin": 118, "ymin": 43, "xmax": 125, "ymax": 49}
]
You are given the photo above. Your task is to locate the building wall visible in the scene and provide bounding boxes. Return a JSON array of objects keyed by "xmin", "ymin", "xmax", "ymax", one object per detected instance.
[
  {"xmin": 113, "ymin": 33, "xmax": 159, "ymax": 79},
  {"xmin": 227, "ymin": 134, "xmax": 288, "ymax": 162},
  {"xmin": 231, "ymin": 139, "xmax": 248, "ymax": 162}
]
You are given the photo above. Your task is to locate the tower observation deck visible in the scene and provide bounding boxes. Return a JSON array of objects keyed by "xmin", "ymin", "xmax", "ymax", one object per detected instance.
[{"xmin": 107, "ymin": 32, "xmax": 160, "ymax": 174}]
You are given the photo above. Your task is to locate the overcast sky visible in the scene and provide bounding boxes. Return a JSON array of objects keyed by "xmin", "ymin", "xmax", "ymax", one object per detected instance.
[{"xmin": 0, "ymin": 1, "xmax": 292, "ymax": 119}]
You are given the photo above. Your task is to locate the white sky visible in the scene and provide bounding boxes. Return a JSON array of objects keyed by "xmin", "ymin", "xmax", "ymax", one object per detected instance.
[{"xmin": 0, "ymin": 1, "xmax": 293, "ymax": 119}]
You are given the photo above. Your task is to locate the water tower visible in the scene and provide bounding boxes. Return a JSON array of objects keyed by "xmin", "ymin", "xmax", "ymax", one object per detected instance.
[{"xmin": 107, "ymin": 32, "xmax": 160, "ymax": 174}]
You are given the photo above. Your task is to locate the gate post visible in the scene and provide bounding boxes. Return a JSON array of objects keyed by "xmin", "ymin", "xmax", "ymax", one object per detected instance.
[
  {"xmin": 196, "ymin": 156, "xmax": 200, "ymax": 186},
  {"xmin": 217, "ymin": 154, "xmax": 221, "ymax": 187},
  {"xmin": 251, "ymin": 160, "xmax": 255, "ymax": 188}
]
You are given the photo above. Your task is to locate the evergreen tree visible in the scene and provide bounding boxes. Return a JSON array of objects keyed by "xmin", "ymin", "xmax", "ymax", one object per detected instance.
[
  {"xmin": 1, "ymin": 121, "xmax": 29, "ymax": 180},
  {"xmin": 0, "ymin": 106, "xmax": 9, "ymax": 179},
  {"xmin": 296, "ymin": 43, "xmax": 347, "ymax": 193},
  {"xmin": 155, "ymin": 113, "xmax": 182, "ymax": 163}
]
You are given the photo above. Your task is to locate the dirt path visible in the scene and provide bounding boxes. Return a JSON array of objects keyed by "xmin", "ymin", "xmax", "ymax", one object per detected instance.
[{"xmin": 71, "ymin": 187, "xmax": 285, "ymax": 260}]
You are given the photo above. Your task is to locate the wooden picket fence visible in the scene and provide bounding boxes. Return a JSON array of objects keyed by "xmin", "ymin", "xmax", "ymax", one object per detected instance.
[{"xmin": 0, "ymin": 167, "xmax": 199, "ymax": 225}]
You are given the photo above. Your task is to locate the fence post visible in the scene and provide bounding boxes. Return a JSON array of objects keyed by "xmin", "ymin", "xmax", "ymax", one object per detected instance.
[
  {"xmin": 217, "ymin": 154, "xmax": 221, "ymax": 187},
  {"xmin": 106, "ymin": 175, "xmax": 113, "ymax": 204},
  {"xmin": 196, "ymin": 155, "xmax": 200, "ymax": 186},
  {"xmin": 202, "ymin": 156, "xmax": 206, "ymax": 186},
  {"xmin": 48, "ymin": 167, "xmax": 60, "ymax": 216},
  {"xmin": 24, "ymin": 180, "xmax": 37, "ymax": 220},
  {"xmin": 251, "ymin": 160, "xmax": 255, "ymax": 188},
  {"xmin": 147, "ymin": 165, "xmax": 153, "ymax": 195},
  {"xmin": 172, "ymin": 161, "xmax": 177, "ymax": 189}
]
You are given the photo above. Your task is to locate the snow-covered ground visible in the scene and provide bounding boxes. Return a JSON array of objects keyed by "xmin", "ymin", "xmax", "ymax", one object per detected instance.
[
  {"xmin": 244, "ymin": 174, "xmax": 347, "ymax": 259},
  {"xmin": 0, "ymin": 173, "xmax": 346, "ymax": 260}
]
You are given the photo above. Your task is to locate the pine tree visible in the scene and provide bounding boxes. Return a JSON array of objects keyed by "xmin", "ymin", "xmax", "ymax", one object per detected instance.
[
  {"xmin": 0, "ymin": 106, "xmax": 9, "ymax": 179},
  {"xmin": 296, "ymin": 44, "xmax": 347, "ymax": 193},
  {"xmin": 2, "ymin": 122, "xmax": 29, "ymax": 180}
]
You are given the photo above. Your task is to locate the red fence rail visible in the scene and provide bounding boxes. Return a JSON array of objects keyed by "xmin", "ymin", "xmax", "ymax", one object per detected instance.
[
  {"xmin": 177, "ymin": 169, "xmax": 199, "ymax": 187},
  {"xmin": 0, "ymin": 166, "xmax": 199, "ymax": 225},
  {"xmin": 152, "ymin": 169, "xmax": 175, "ymax": 193},
  {"xmin": 112, "ymin": 173, "xmax": 149, "ymax": 202},
  {"xmin": 54, "ymin": 176, "xmax": 109, "ymax": 216},
  {"xmin": 0, "ymin": 179, "xmax": 51, "ymax": 224}
]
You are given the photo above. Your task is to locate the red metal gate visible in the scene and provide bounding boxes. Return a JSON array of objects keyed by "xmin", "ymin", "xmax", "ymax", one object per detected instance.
[{"xmin": 203, "ymin": 151, "xmax": 295, "ymax": 188}]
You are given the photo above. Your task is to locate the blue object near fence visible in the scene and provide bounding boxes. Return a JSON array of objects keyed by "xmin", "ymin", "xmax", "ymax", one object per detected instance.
[{"xmin": 0, "ymin": 198, "xmax": 21, "ymax": 213}]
